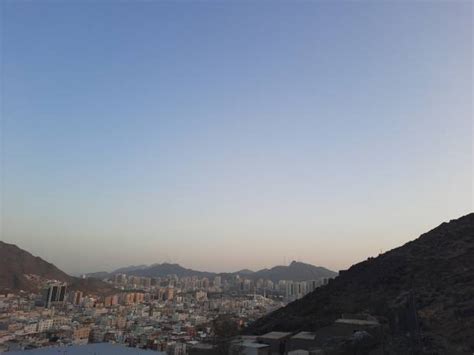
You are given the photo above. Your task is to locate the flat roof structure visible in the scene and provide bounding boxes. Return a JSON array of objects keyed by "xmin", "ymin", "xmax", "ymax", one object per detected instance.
[
  {"xmin": 258, "ymin": 331, "xmax": 292, "ymax": 340},
  {"xmin": 241, "ymin": 342, "xmax": 270, "ymax": 348},
  {"xmin": 335, "ymin": 318, "xmax": 380, "ymax": 326},
  {"xmin": 291, "ymin": 331, "xmax": 316, "ymax": 340}
]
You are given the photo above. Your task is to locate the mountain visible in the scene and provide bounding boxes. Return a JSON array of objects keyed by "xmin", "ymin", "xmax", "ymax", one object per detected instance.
[
  {"xmin": 0, "ymin": 241, "xmax": 70, "ymax": 292},
  {"xmin": 82, "ymin": 271, "xmax": 110, "ymax": 279},
  {"xmin": 245, "ymin": 213, "xmax": 474, "ymax": 353},
  {"xmin": 88, "ymin": 261, "xmax": 336, "ymax": 282},
  {"xmin": 113, "ymin": 264, "xmax": 148, "ymax": 274},
  {"xmin": 85, "ymin": 263, "xmax": 215, "ymax": 279},
  {"xmin": 250, "ymin": 261, "xmax": 337, "ymax": 282},
  {"xmin": 0, "ymin": 241, "xmax": 116, "ymax": 295},
  {"xmin": 125, "ymin": 263, "xmax": 215, "ymax": 279},
  {"xmin": 235, "ymin": 269, "xmax": 254, "ymax": 275}
]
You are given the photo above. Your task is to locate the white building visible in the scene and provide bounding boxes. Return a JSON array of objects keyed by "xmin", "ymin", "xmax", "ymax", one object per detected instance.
[{"xmin": 37, "ymin": 319, "xmax": 53, "ymax": 333}]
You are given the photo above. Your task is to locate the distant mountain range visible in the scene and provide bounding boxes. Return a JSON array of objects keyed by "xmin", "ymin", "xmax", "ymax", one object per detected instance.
[
  {"xmin": 0, "ymin": 239, "xmax": 336, "ymax": 296},
  {"xmin": 0, "ymin": 241, "xmax": 116, "ymax": 295},
  {"xmin": 87, "ymin": 261, "xmax": 337, "ymax": 282},
  {"xmin": 246, "ymin": 213, "xmax": 474, "ymax": 354}
]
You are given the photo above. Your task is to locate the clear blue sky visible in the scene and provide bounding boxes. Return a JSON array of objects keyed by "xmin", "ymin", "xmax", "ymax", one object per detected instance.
[{"xmin": 1, "ymin": 1, "xmax": 472, "ymax": 274}]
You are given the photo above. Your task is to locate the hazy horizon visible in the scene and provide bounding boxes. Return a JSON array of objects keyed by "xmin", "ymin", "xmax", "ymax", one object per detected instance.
[
  {"xmin": 2, "ymin": 212, "xmax": 472, "ymax": 276},
  {"xmin": 1, "ymin": 1, "xmax": 472, "ymax": 275}
]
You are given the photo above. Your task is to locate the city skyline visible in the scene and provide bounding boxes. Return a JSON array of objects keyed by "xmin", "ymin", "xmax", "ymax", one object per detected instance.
[{"xmin": 2, "ymin": 1, "xmax": 473, "ymax": 274}]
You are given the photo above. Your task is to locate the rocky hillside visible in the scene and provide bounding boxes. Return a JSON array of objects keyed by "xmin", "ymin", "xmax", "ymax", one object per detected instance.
[
  {"xmin": 0, "ymin": 241, "xmax": 70, "ymax": 292},
  {"xmin": 246, "ymin": 213, "xmax": 474, "ymax": 353},
  {"xmin": 0, "ymin": 241, "xmax": 115, "ymax": 295}
]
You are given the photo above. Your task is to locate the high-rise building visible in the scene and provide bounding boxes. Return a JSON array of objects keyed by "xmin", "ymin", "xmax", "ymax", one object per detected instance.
[
  {"xmin": 68, "ymin": 291, "xmax": 83, "ymax": 305},
  {"xmin": 43, "ymin": 283, "xmax": 67, "ymax": 308},
  {"xmin": 285, "ymin": 281, "xmax": 295, "ymax": 299},
  {"xmin": 104, "ymin": 295, "xmax": 119, "ymax": 307},
  {"xmin": 165, "ymin": 287, "xmax": 174, "ymax": 301},
  {"xmin": 306, "ymin": 280, "xmax": 321, "ymax": 293},
  {"xmin": 114, "ymin": 273, "xmax": 127, "ymax": 285}
]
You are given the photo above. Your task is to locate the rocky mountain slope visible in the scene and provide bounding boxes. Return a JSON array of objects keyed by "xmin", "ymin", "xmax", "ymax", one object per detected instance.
[
  {"xmin": 246, "ymin": 213, "xmax": 474, "ymax": 353},
  {"xmin": 0, "ymin": 241, "xmax": 116, "ymax": 295}
]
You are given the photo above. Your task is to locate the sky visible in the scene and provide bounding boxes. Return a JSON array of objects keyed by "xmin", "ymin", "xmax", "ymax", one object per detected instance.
[{"xmin": 1, "ymin": 1, "xmax": 472, "ymax": 275}]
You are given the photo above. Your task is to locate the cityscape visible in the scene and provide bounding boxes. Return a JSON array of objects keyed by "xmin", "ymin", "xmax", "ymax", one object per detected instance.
[
  {"xmin": 1, "ymin": 214, "xmax": 473, "ymax": 354},
  {"xmin": 1, "ymin": 0, "xmax": 472, "ymax": 354},
  {"xmin": 0, "ymin": 253, "xmax": 334, "ymax": 354}
]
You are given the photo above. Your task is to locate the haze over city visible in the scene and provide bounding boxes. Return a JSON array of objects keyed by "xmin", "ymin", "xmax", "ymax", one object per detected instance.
[{"xmin": 1, "ymin": 1, "xmax": 472, "ymax": 275}]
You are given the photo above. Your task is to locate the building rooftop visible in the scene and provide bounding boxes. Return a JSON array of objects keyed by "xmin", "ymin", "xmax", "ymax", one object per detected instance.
[
  {"xmin": 335, "ymin": 318, "xmax": 380, "ymax": 326},
  {"xmin": 258, "ymin": 331, "xmax": 292, "ymax": 340},
  {"xmin": 291, "ymin": 331, "xmax": 316, "ymax": 340},
  {"xmin": 237, "ymin": 335, "xmax": 258, "ymax": 341},
  {"xmin": 188, "ymin": 343, "xmax": 216, "ymax": 350},
  {"xmin": 6, "ymin": 343, "xmax": 166, "ymax": 354},
  {"xmin": 241, "ymin": 342, "xmax": 269, "ymax": 348}
]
